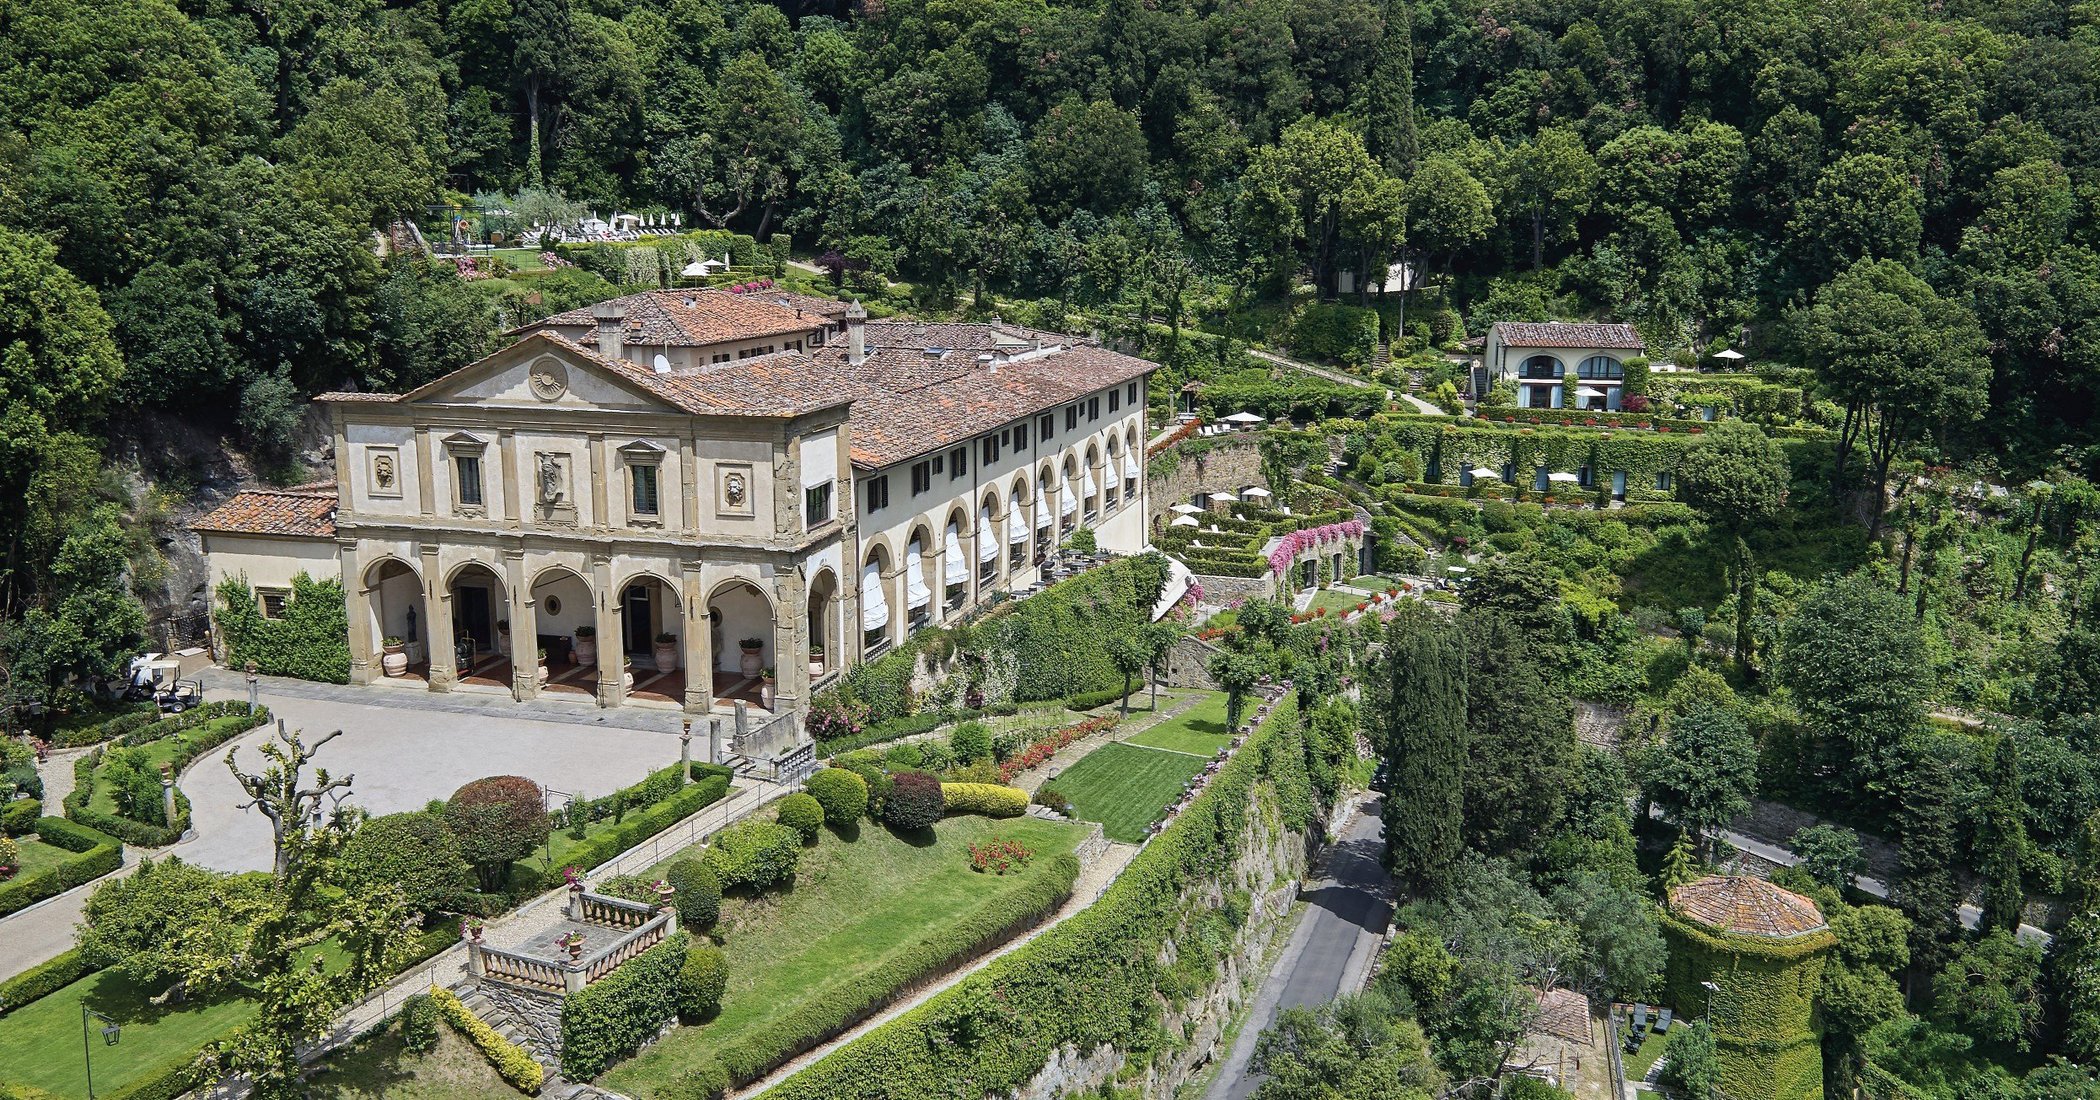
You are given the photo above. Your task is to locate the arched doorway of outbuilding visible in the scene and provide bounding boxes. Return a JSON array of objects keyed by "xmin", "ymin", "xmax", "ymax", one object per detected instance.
[
  {"xmin": 707, "ymin": 579, "xmax": 777, "ymax": 711},
  {"xmin": 620, "ymin": 573, "xmax": 685, "ymax": 706},
  {"xmin": 528, "ymin": 566, "xmax": 597, "ymax": 698},
  {"xmin": 447, "ymin": 562, "xmax": 509, "ymax": 691},
  {"xmin": 363, "ymin": 557, "xmax": 427, "ymax": 683}
]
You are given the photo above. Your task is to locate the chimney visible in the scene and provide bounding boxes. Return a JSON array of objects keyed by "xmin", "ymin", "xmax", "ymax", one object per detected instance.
[
  {"xmin": 591, "ymin": 300, "xmax": 628, "ymax": 363},
  {"xmin": 845, "ymin": 299, "xmax": 867, "ymax": 366}
]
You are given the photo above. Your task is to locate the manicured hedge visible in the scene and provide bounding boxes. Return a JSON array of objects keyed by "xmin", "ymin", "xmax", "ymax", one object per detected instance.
[
  {"xmin": 0, "ymin": 819, "xmax": 121, "ymax": 918},
  {"xmin": 99, "ymin": 1045, "xmax": 222, "ymax": 1100},
  {"xmin": 0, "ymin": 949, "xmax": 95, "ymax": 1016},
  {"xmin": 558, "ymin": 774, "xmax": 731, "ymax": 877},
  {"xmin": 1063, "ymin": 686, "xmax": 1134, "ymax": 712},
  {"xmin": 677, "ymin": 851, "xmax": 1081, "ymax": 1093},
  {"xmin": 561, "ymin": 932, "xmax": 688, "ymax": 1080},
  {"xmin": 804, "ymin": 768, "xmax": 869, "ymax": 826},
  {"xmin": 941, "ymin": 783, "xmax": 1029, "ymax": 819},
  {"xmin": 63, "ymin": 708, "xmax": 272, "ymax": 847},
  {"xmin": 47, "ymin": 705, "xmax": 155, "ymax": 749},
  {"xmin": 433, "ymin": 985, "xmax": 545, "ymax": 1093},
  {"xmin": 28, "ymin": 815, "xmax": 111, "ymax": 853},
  {"xmin": 814, "ymin": 710, "xmax": 956, "ymax": 757},
  {"xmin": 765, "ymin": 696, "xmax": 1313, "ymax": 1100}
]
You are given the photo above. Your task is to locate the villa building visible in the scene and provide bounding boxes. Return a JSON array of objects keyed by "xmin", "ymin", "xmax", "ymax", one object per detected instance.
[
  {"xmin": 194, "ymin": 288, "xmax": 1153, "ymax": 723},
  {"xmin": 1483, "ymin": 322, "xmax": 1643, "ymax": 411}
]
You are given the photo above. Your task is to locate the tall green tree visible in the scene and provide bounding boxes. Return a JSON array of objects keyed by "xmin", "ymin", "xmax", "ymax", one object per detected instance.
[
  {"xmin": 1643, "ymin": 703, "xmax": 1759, "ymax": 856},
  {"xmin": 1460, "ymin": 612, "xmax": 1576, "ymax": 856},
  {"xmin": 1673, "ymin": 421, "xmax": 1790, "ymax": 667},
  {"xmin": 1777, "ymin": 574, "xmax": 1929, "ymax": 806},
  {"xmin": 1979, "ymin": 736, "xmax": 2031, "ymax": 935},
  {"xmin": 1356, "ymin": 0, "xmax": 1417, "ymax": 173},
  {"xmin": 1378, "ymin": 607, "xmax": 1467, "ymax": 894},
  {"xmin": 1894, "ymin": 740, "xmax": 1963, "ymax": 981},
  {"xmin": 2050, "ymin": 812, "xmax": 2100, "ymax": 1062}
]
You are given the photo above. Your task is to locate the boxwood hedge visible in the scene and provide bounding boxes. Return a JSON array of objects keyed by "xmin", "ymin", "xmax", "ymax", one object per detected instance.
[
  {"xmin": 0, "ymin": 819, "xmax": 121, "ymax": 918},
  {"xmin": 562, "ymin": 932, "xmax": 689, "ymax": 1080}
]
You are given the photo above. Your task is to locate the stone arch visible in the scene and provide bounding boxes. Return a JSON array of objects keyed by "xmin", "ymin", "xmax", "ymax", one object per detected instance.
[
  {"xmin": 806, "ymin": 566, "xmax": 841, "ymax": 678},
  {"xmin": 903, "ymin": 520, "xmax": 938, "ymax": 629},
  {"xmin": 860, "ymin": 540, "xmax": 895, "ymax": 655},
  {"xmin": 361, "ymin": 556, "xmax": 425, "ymax": 677},
  {"xmin": 706, "ymin": 578, "xmax": 777, "ymax": 695},
  {"xmin": 614, "ymin": 569, "xmax": 683, "ymax": 671},
  {"xmin": 444, "ymin": 560, "xmax": 507, "ymax": 671}
]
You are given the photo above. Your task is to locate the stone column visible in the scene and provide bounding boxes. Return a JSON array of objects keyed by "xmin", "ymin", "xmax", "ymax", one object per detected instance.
[
  {"xmin": 343, "ymin": 539, "xmax": 377, "ymax": 684},
  {"xmin": 775, "ymin": 566, "xmax": 808, "ymax": 717},
  {"xmin": 423, "ymin": 548, "xmax": 456, "ymax": 690},
  {"xmin": 682, "ymin": 561, "xmax": 710, "ymax": 714},
  {"xmin": 505, "ymin": 549, "xmax": 536, "ymax": 701},
  {"xmin": 593, "ymin": 554, "xmax": 624, "ymax": 707},
  {"xmin": 708, "ymin": 717, "xmax": 724, "ymax": 765}
]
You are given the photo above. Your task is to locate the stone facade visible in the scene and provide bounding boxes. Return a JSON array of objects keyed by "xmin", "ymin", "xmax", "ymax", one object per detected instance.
[{"xmin": 1145, "ymin": 436, "xmax": 1264, "ymax": 535}]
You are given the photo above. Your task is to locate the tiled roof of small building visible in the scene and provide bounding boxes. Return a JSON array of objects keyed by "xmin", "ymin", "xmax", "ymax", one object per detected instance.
[
  {"xmin": 521, "ymin": 290, "xmax": 824, "ymax": 347},
  {"xmin": 192, "ymin": 486, "xmax": 339, "ymax": 539},
  {"xmin": 731, "ymin": 288, "xmax": 853, "ymax": 319},
  {"xmin": 1669, "ymin": 875, "xmax": 1828, "ymax": 938},
  {"xmin": 1531, "ymin": 987, "xmax": 1594, "ymax": 1044},
  {"xmin": 1492, "ymin": 321, "xmax": 1644, "ymax": 349}
]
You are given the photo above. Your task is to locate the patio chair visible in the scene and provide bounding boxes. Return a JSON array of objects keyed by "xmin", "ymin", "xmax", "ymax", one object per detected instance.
[
  {"xmin": 1631, "ymin": 1004, "xmax": 1649, "ymax": 1033},
  {"xmin": 1656, "ymin": 1008, "xmax": 1673, "ymax": 1033}
]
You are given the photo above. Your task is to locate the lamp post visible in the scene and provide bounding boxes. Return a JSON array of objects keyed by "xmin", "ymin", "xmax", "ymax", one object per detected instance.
[
  {"xmin": 81, "ymin": 1005, "xmax": 120, "ymax": 1099},
  {"xmin": 245, "ymin": 660, "xmax": 259, "ymax": 714}
]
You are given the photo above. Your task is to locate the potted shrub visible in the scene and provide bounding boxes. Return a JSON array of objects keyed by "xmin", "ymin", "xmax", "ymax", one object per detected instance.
[
  {"xmin": 573, "ymin": 624, "xmax": 598, "ymax": 666},
  {"xmin": 808, "ymin": 644, "xmax": 826, "ymax": 678},
  {"xmin": 653, "ymin": 631, "xmax": 678, "ymax": 672},
  {"xmin": 381, "ymin": 636, "xmax": 408, "ymax": 677},
  {"xmin": 759, "ymin": 666, "xmax": 776, "ymax": 709},
  {"xmin": 557, "ymin": 931, "xmax": 586, "ymax": 960},
  {"xmin": 738, "ymin": 637, "xmax": 764, "ymax": 678},
  {"xmin": 535, "ymin": 647, "xmax": 550, "ymax": 686},
  {"xmin": 497, "ymin": 618, "xmax": 511, "ymax": 651},
  {"xmin": 460, "ymin": 916, "xmax": 485, "ymax": 942}
]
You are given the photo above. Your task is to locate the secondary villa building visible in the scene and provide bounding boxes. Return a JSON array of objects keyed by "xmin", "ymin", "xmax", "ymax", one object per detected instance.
[
  {"xmin": 1483, "ymin": 322, "xmax": 1643, "ymax": 411},
  {"xmin": 194, "ymin": 288, "xmax": 1154, "ymax": 725}
]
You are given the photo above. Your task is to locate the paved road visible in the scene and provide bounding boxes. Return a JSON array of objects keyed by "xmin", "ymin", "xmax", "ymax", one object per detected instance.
[
  {"xmin": 0, "ymin": 675, "xmax": 702, "ymax": 981},
  {"xmin": 1206, "ymin": 797, "xmax": 1394, "ymax": 1100}
]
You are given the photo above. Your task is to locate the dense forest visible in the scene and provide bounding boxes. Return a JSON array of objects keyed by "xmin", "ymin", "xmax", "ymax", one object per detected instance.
[{"xmin": 3, "ymin": 0, "xmax": 2099, "ymax": 734}]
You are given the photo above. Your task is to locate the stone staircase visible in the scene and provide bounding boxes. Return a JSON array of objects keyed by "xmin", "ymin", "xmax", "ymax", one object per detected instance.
[{"xmin": 1368, "ymin": 341, "xmax": 1393, "ymax": 371}]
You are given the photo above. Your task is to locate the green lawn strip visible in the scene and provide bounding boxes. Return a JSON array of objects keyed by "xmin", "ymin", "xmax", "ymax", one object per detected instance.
[
  {"xmin": 0, "ymin": 966, "xmax": 257, "ymax": 1098},
  {"xmin": 1123, "ymin": 693, "xmax": 1233, "ymax": 757},
  {"xmin": 310, "ymin": 1020, "xmax": 526, "ymax": 1099},
  {"xmin": 1305, "ymin": 589, "xmax": 1367, "ymax": 616},
  {"xmin": 0, "ymin": 927, "xmax": 455, "ymax": 1099},
  {"xmin": 9, "ymin": 836, "xmax": 76, "ymax": 880},
  {"xmin": 602, "ymin": 815, "xmax": 1082, "ymax": 1096},
  {"xmin": 1624, "ymin": 1024, "xmax": 1667, "ymax": 1080},
  {"xmin": 1046, "ymin": 742, "xmax": 1208, "ymax": 843}
]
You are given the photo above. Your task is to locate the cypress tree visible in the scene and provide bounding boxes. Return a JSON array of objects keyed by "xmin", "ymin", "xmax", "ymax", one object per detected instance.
[
  {"xmin": 2049, "ymin": 812, "xmax": 2100, "ymax": 1061},
  {"xmin": 1459, "ymin": 612, "xmax": 1577, "ymax": 856},
  {"xmin": 1979, "ymin": 736, "xmax": 2029, "ymax": 934},
  {"xmin": 1358, "ymin": 0, "xmax": 1418, "ymax": 173},
  {"xmin": 1894, "ymin": 741, "xmax": 1962, "ymax": 984},
  {"xmin": 1379, "ymin": 607, "xmax": 1466, "ymax": 895}
]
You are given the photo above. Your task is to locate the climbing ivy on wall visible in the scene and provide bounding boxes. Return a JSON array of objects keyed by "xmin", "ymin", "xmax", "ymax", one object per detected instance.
[
  {"xmin": 215, "ymin": 573, "xmax": 352, "ymax": 683},
  {"xmin": 1659, "ymin": 909, "xmax": 1835, "ymax": 1100}
]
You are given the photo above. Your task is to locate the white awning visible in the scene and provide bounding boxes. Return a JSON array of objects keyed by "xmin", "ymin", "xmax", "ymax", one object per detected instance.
[
  {"xmin": 1577, "ymin": 386, "xmax": 1608, "ymax": 399},
  {"xmin": 1470, "ymin": 466, "xmax": 1500, "ymax": 479},
  {"xmin": 1547, "ymin": 471, "xmax": 1582, "ymax": 483},
  {"xmin": 1122, "ymin": 452, "xmax": 1140, "ymax": 481},
  {"xmin": 978, "ymin": 507, "xmax": 998, "ymax": 561},
  {"xmin": 1060, "ymin": 484, "xmax": 1077, "ymax": 517},
  {"xmin": 1242, "ymin": 486, "xmax": 1272, "ymax": 498},
  {"xmin": 1008, "ymin": 506, "xmax": 1029, "ymax": 542},
  {"xmin": 1035, "ymin": 484, "xmax": 1054, "ymax": 529},
  {"xmin": 1170, "ymin": 502, "xmax": 1204, "ymax": 514},
  {"xmin": 943, "ymin": 525, "xmax": 967, "ymax": 585},
  {"xmin": 905, "ymin": 539, "xmax": 933, "ymax": 608},
  {"xmin": 860, "ymin": 563, "xmax": 889, "ymax": 632},
  {"xmin": 1171, "ymin": 515, "xmax": 1199, "ymax": 527},
  {"xmin": 1082, "ymin": 469, "xmax": 1099, "ymax": 499}
]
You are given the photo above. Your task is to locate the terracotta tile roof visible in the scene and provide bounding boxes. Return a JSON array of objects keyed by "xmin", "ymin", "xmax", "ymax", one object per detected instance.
[
  {"xmin": 1530, "ymin": 987, "xmax": 1594, "ymax": 1044},
  {"xmin": 542, "ymin": 335, "xmax": 850, "ymax": 418},
  {"xmin": 192, "ymin": 486, "xmax": 338, "ymax": 539},
  {"xmin": 731, "ymin": 288, "xmax": 853, "ymax": 320},
  {"xmin": 519, "ymin": 290, "xmax": 824, "ymax": 347},
  {"xmin": 1669, "ymin": 875, "xmax": 1828, "ymax": 938},
  {"xmin": 1492, "ymin": 322, "xmax": 1644, "ymax": 350}
]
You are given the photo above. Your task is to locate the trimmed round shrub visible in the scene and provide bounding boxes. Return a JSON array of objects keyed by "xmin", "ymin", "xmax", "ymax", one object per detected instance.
[
  {"xmin": 881, "ymin": 742, "xmax": 924, "ymax": 769},
  {"xmin": 950, "ymin": 721, "xmax": 993, "ymax": 763},
  {"xmin": 342, "ymin": 811, "xmax": 475, "ymax": 915},
  {"xmin": 1, "ymin": 798, "xmax": 42, "ymax": 836},
  {"xmin": 1033, "ymin": 788, "xmax": 1072, "ymax": 815},
  {"xmin": 832, "ymin": 751, "xmax": 891, "ymax": 817},
  {"xmin": 444, "ymin": 776, "xmax": 551, "ymax": 891},
  {"xmin": 704, "ymin": 820, "xmax": 802, "ymax": 890},
  {"xmin": 941, "ymin": 783, "xmax": 1029, "ymax": 818},
  {"xmin": 677, "ymin": 944, "xmax": 728, "ymax": 1021},
  {"xmin": 664, "ymin": 857, "xmax": 720, "ymax": 929},
  {"xmin": 803, "ymin": 768, "xmax": 868, "ymax": 827},
  {"xmin": 775, "ymin": 792, "xmax": 824, "ymax": 844},
  {"xmin": 399, "ymin": 991, "xmax": 440, "ymax": 1054},
  {"xmin": 882, "ymin": 770, "xmax": 944, "ymax": 831}
]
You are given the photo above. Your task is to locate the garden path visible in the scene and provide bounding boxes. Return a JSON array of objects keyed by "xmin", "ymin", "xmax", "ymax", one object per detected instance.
[
  {"xmin": 0, "ymin": 746, "xmax": 139, "ymax": 984},
  {"xmin": 1011, "ymin": 690, "xmax": 1212, "ymax": 796},
  {"xmin": 737, "ymin": 837, "xmax": 1141, "ymax": 1098}
]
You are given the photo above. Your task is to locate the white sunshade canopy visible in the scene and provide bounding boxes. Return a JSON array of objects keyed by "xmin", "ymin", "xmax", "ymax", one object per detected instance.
[
  {"xmin": 1712, "ymin": 348, "xmax": 1745, "ymax": 360},
  {"xmin": 1060, "ymin": 484, "xmax": 1077, "ymax": 517},
  {"xmin": 1171, "ymin": 515, "xmax": 1200, "ymax": 527},
  {"xmin": 1242, "ymin": 486, "xmax": 1272, "ymax": 498},
  {"xmin": 1082, "ymin": 468, "xmax": 1099, "ymax": 499},
  {"xmin": 1123, "ymin": 452, "xmax": 1140, "ymax": 481},
  {"xmin": 1577, "ymin": 386, "xmax": 1608, "ymax": 399},
  {"xmin": 905, "ymin": 539, "xmax": 933, "ymax": 608},
  {"xmin": 978, "ymin": 507, "xmax": 998, "ymax": 562},
  {"xmin": 1035, "ymin": 483, "xmax": 1054, "ymax": 529},
  {"xmin": 860, "ymin": 563, "xmax": 890, "ymax": 632},
  {"xmin": 1222, "ymin": 411, "xmax": 1267, "ymax": 424},
  {"xmin": 1547, "ymin": 471, "xmax": 1582, "ymax": 483},
  {"xmin": 943, "ymin": 525, "xmax": 968, "ymax": 585},
  {"xmin": 1170, "ymin": 502, "xmax": 1205, "ymax": 514},
  {"xmin": 1470, "ymin": 466, "xmax": 1501, "ymax": 479},
  {"xmin": 1009, "ymin": 505, "xmax": 1030, "ymax": 542}
]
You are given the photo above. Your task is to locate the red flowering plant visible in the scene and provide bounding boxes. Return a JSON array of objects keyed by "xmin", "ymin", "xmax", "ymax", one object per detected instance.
[
  {"xmin": 808, "ymin": 699, "xmax": 873, "ymax": 744},
  {"xmin": 969, "ymin": 837, "xmax": 1035, "ymax": 875}
]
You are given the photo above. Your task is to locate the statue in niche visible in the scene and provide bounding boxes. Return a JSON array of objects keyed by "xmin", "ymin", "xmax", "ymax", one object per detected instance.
[
  {"xmin": 537, "ymin": 453, "xmax": 568, "ymax": 505},
  {"xmin": 372, "ymin": 453, "xmax": 397, "ymax": 491},
  {"xmin": 723, "ymin": 470, "xmax": 748, "ymax": 509}
]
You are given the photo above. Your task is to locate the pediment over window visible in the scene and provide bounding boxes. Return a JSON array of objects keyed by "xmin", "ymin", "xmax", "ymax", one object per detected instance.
[{"xmin": 441, "ymin": 431, "xmax": 488, "ymax": 451}]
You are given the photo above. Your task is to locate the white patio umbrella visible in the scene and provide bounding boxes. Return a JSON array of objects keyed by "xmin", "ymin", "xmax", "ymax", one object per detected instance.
[
  {"xmin": 1171, "ymin": 515, "xmax": 1200, "ymax": 527},
  {"xmin": 1446, "ymin": 565, "xmax": 1469, "ymax": 574},
  {"xmin": 1469, "ymin": 466, "xmax": 1500, "ymax": 479},
  {"xmin": 1221, "ymin": 411, "xmax": 1267, "ymax": 425},
  {"xmin": 1170, "ymin": 502, "xmax": 1205, "ymax": 514},
  {"xmin": 1547, "ymin": 471, "xmax": 1582, "ymax": 483},
  {"xmin": 1242, "ymin": 486, "xmax": 1272, "ymax": 498},
  {"xmin": 1577, "ymin": 386, "xmax": 1608, "ymax": 399},
  {"xmin": 1712, "ymin": 348, "xmax": 1745, "ymax": 361}
]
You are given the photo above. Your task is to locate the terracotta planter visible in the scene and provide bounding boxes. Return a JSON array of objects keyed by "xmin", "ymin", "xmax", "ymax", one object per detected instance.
[
  {"xmin": 652, "ymin": 640, "xmax": 678, "ymax": 671},
  {"xmin": 567, "ymin": 942, "xmax": 583, "ymax": 961},
  {"xmin": 573, "ymin": 633, "xmax": 599, "ymax": 666},
  {"xmin": 381, "ymin": 646, "xmax": 408, "ymax": 677},
  {"xmin": 739, "ymin": 648, "xmax": 762, "ymax": 678}
]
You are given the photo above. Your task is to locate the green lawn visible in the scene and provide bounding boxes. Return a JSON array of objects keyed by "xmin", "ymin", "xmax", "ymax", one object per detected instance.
[
  {"xmin": 1044, "ymin": 742, "xmax": 1207, "ymax": 843},
  {"xmin": 311, "ymin": 1021, "xmax": 525, "ymax": 1099},
  {"xmin": 0, "ymin": 968, "xmax": 258, "ymax": 1099},
  {"xmin": 86, "ymin": 736, "xmax": 190, "ymax": 815},
  {"xmin": 1305, "ymin": 589, "xmax": 1368, "ymax": 616},
  {"xmin": 1624, "ymin": 1023, "xmax": 1667, "ymax": 1080},
  {"xmin": 1125, "ymin": 693, "xmax": 1233, "ymax": 757},
  {"xmin": 10, "ymin": 835, "xmax": 76, "ymax": 879},
  {"xmin": 602, "ymin": 814, "xmax": 1082, "ymax": 1096}
]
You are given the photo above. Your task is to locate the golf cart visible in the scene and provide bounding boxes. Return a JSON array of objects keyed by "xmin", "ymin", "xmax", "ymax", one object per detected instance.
[{"xmin": 123, "ymin": 655, "xmax": 205, "ymax": 713}]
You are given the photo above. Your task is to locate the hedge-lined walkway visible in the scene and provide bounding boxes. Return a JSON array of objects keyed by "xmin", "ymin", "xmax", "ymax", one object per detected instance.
[{"xmin": 0, "ymin": 747, "xmax": 136, "ymax": 985}]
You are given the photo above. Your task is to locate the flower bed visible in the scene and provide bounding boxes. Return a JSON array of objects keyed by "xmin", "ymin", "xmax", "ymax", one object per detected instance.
[{"xmin": 997, "ymin": 715, "xmax": 1118, "ymax": 783}]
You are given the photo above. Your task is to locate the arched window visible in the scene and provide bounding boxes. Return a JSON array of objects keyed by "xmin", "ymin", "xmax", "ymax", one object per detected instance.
[
  {"xmin": 1519, "ymin": 354, "xmax": 1562, "ymax": 380},
  {"xmin": 1577, "ymin": 356, "xmax": 1624, "ymax": 380}
]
